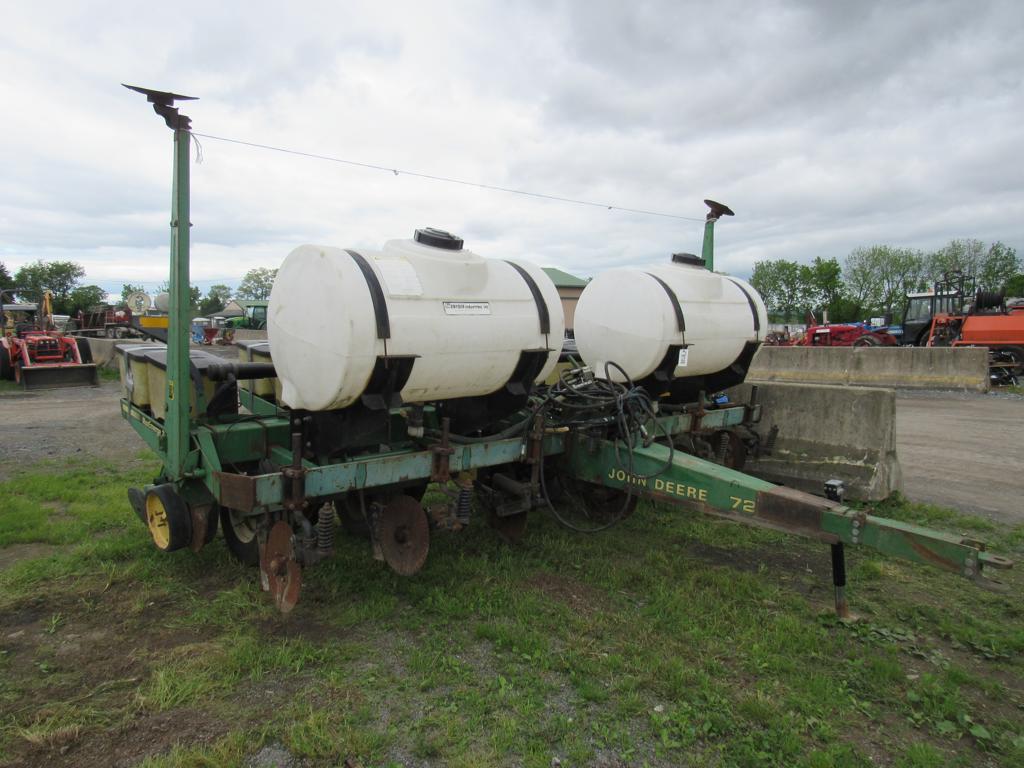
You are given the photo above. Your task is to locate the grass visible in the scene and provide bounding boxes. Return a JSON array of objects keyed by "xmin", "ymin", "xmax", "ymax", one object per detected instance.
[{"xmin": 0, "ymin": 460, "xmax": 1022, "ymax": 767}]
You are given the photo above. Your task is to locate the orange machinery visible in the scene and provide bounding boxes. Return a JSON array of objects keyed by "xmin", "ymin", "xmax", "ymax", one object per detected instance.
[{"xmin": 926, "ymin": 281, "xmax": 1024, "ymax": 384}]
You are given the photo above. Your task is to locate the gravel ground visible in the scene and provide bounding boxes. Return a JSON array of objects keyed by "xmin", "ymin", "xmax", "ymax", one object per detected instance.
[
  {"xmin": 0, "ymin": 381, "xmax": 140, "ymax": 481},
  {"xmin": 895, "ymin": 388, "xmax": 1024, "ymax": 525}
]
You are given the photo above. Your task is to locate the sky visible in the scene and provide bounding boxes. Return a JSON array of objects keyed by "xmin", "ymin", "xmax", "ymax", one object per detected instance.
[{"xmin": 1, "ymin": 0, "xmax": 1022, "ymax": 297}]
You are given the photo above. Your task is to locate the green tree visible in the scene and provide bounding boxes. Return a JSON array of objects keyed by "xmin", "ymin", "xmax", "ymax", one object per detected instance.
[
  {"xmin": 13, "ymin": 260, "xmax": 87, "ymax": 314},
  {"xmin": 924, "ymin": 239, "xmax": 1019, "ymax": 292},
  {"xmin": 236, "ymin": 268, "xmax": 278, "ymax": 300},
  {"xmin": 750, "ymin": 259, "xmax": 809, "ymax": 320},
  {"xmin": 199, "ymin": 284, "xmax": 233, "ymax": 316},
  {"xmin": 750, "ymin": 260, "xmax": 783, "ymax": 314},
  {"xmin": 67, "ymin": 285, "xmax": 108, "ymax": 314},
  {"xmin": 977, "ymin": 242, "xmax": 1019, "ymax": 291},
  {"xmin": 844, "ymin": 246, "xmax": 923, "ymax": 318},
  {"xmin": 925, "ymin": 239, "xmax": 986, "ymax": 284},
  {"xmin": 1006, "ymin": 273, "xmax": 1024, "ymax": 298},
  {"xmin": 156, "ymin": 281, "xmax": 202, "ymax": 309},
  {"xmin": 0, "ymin": 262, "xmax": 12, "ymax": 290},
  {"xmin": 804, "ymin": 257, "xmax": 843, "ymax": 310}
]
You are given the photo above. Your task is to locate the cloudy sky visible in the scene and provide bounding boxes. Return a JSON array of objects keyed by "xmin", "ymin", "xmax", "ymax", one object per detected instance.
[{"xmin": 1, "ymin": 0, "xmax": 1021, "ymax": 295}]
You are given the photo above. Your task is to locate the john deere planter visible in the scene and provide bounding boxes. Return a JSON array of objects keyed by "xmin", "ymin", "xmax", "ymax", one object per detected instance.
[{"xmin": 119, "ymin": 86, "xmax": 1011, "ymax": 614}]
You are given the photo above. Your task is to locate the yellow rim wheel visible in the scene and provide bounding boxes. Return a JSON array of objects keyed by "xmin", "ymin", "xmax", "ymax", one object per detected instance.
[{"xmin": 146, "ymin": 492, "xmax": 171, "ymax": 549}]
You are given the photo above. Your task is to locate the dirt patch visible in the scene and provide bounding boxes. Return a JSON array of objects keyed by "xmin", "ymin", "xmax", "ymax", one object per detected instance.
[
  {"xmin": 0, "ymin": 580, "xmax": 223, "ymax": 768},
  {"xmin": 524, "ymin": 571, "xmax": 609, "ymax": 615},
  {"xmin": 0, "ymin": 543, "xmax": 63, "ymax": 571}
]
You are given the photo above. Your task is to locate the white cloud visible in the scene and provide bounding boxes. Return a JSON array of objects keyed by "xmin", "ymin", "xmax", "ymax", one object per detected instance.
[{"xmin": 1, "ymin": 0, "xmax": 1021, "ymax": 295}]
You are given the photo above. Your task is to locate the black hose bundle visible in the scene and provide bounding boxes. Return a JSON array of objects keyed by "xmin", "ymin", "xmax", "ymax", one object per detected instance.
[
  {"xmin": 535, "ymin": 362, "xmax": 675, "ymax": 533},
  {"xmin": 418, "ymin": 361, "xmax": 674, "ymax": 533}
]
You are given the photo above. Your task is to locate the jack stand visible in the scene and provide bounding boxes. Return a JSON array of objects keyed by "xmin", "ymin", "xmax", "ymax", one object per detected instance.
[{"xmin": 830, "ymin": 542, "xmax": 853, "ymax": 620}]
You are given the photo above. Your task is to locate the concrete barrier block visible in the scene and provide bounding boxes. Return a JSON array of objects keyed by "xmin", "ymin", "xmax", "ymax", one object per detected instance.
[
  {"xmin": 84, "ymin": 337, "xmax": 152, "ymax": 368},
  {"xmin": 729, "ymin": 381, "xmax": 902, "ymax": 501},
  {"xmin": 747, "ymin": 346, "xmax": 989, "ymax": 392},
  {"xmin": 232, "ymin": 329, "xmax": 268, "ymax": 341}
]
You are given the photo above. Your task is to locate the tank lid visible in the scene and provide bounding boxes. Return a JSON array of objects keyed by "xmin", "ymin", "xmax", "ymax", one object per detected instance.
[
  {"xmin": 414, "ymin": 227, "xmax": 464, "ymax": 251},
  {"xmin": 671, "ymin": 252, "xmax": 706, "ymax": 268}
]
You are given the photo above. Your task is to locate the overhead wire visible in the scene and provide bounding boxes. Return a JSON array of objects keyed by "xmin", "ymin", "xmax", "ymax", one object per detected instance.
[{"xmin": 189, "ymin": 131, "xmax": 706, "ymax": 222}]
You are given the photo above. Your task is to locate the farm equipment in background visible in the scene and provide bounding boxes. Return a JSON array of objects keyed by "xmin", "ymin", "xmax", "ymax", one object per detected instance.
[
  {"xmin": 72, "ymin": 290, "xmax": 152, "ymax": 339},
  {"xmin": 788, "ymin": 322, "xmax": 898, "ymax": 348},
  {"xmin": 74, "ymin": 305, "xmax": 137, "ymax": 338},
  {"xmin": 225, "ymin": 302, "xmax": 268, "ymax": 330},
  {"xmin": 119, "ymin": 85, "xmax": 1012, "ymax": 616},
  {"xmin": 0, "ymin": 289, "xmax": 98, "ymax": 389},
  {"xmin": 902, "ymin": 273, "xmax": 1024, "ymax": 386}
]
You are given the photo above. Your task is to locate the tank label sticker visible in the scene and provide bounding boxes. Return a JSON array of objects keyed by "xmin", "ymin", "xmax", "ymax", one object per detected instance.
[
  {"xmin": 376, "ymin": 258, "xmax": 423, "ymax": 297},
  {"xmin": 677, "ymin": 347, "xmax": 689, "ymax": 367},
  {"xmin": 443, "ymin": 301, "xmax": 491, "ymax": 315}
]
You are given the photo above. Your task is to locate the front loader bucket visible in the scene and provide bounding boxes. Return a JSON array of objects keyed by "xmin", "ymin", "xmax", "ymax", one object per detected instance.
[{"xmin": 19, "ymin": 364, "xmax": 99, "ymax": 390}]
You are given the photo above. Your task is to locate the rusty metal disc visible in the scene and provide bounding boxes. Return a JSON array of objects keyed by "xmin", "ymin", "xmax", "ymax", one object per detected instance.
[
  {"xmin": 261, "ymin": 520, "xmax": 302, "ymax": 613},
  {"xmin": 377, "ymin": 495, "xmax": 429, "ymax": 576},
  {"xmin": 490, "ymin": 510, "xmax": 528, "ymax": 544}
]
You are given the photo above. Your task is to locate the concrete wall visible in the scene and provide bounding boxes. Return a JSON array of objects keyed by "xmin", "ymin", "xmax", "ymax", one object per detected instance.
[
  {"xmin": 232, "ymin": 329, "xmax": 268, "ymax": 341},
  {"xmin": 83, "ymin": 337, "xmax": 152, "ymax": 368},
  {"xmin": 729, "ymin": 381, "xmax": 902, "ymax": 501},
  {"xmin": 747, "ymin": 346, "xmax": 989, "ymax": 392}
]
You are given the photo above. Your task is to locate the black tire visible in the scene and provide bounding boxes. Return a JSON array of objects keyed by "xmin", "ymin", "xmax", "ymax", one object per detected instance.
[
  {"xmin": 76, "ymin": 338, "xmax": 93, "ymax": 364},
  {"xmin": 853, "ymin": 335, "xmax": 881, "ymax": 347},
  {"xmin": 0, "ymin": 344, "xmax": 14, "ymax": 381},
  {"xmin": 220, "ymin": 507, "xmax": 260, "ymax": 566},
  {"xmin": 201, "ymin": 505, "xmax": 220, "ymax": 545},
  {"xmin": 144, "ymin": 484, "xmax": 193, "ymax": 552}
]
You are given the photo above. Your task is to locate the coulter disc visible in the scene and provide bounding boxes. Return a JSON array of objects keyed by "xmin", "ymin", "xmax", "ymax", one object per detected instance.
[{"xmin": 377, "ymin": 495, "xmax": 429, "ymax": 576}]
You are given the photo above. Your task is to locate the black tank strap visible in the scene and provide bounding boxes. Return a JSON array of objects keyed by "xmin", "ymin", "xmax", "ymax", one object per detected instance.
[
  {"xmin": 724, "ymin": 277, "xmax": 761, "ymax": 332},
  {"xmin": 646, "ymin": 273, "xmax": 686, "ymax": 333},
  {"xmin": 504, "ymin": 261, "xmax": 551, "ymax": 335},
  {"xmin": 345, "ymin": 250, "xmax": 391, "ymax": 339}
]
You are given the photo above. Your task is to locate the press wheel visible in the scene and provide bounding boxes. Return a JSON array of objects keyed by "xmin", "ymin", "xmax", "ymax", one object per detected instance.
[
  {"xmin": 377, "ymin": 495, "xmax": 430, "ymax": 576},
  {"xmin": 222, "ymin": 507, "xmax": 260, "ymax": 566},
  {"xmin": 144, "ymin": 484, "xmax": 192, "ymax": 552}
]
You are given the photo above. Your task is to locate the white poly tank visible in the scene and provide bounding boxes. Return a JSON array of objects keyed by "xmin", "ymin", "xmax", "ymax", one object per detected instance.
[
  {"xmin": 268, "ymin": 228, "xmax": 564, "ymax": 411},
  {"xmin": 574, "ymin": 255, "xmax": 768, "ymax": 384}
]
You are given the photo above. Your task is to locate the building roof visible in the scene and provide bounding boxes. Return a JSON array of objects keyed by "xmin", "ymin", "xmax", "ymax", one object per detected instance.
[
  {"xmin": 541, "ymin": 268, "xmax": 588, "ymax": 288},
  {"xmin": 232, "ymin": 299, "xmax": 269, "ymax": 308}
]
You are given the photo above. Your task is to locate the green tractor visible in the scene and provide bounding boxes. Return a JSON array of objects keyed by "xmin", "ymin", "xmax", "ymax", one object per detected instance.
[{"xmin": 225, "ymin": 301, "xmax": 268, "ymax": 331}]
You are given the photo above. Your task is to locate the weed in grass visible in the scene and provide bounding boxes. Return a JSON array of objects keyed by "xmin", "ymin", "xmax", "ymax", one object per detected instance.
[
  {"xmin": 137, "ymin": 659, "xmax": 225, "ymax": 712},
  {"xmin": 43, "ymin": 612, "xmax": 63, "ymax": 634},
  {"xmin": 135, "ymin": 729, "xmax": 261, "ymax": 768}
]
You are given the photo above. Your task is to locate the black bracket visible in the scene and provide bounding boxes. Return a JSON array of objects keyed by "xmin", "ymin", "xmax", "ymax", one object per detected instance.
[{"xmin": 123, "ymin": 83, "xmax": 197, "ymax": 130}]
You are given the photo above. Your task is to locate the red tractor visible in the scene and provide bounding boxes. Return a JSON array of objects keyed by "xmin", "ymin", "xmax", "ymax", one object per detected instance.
[
  {"xmin": 789, "ymin": 323, "xmax": 898, "ymax": 347},
  {"xmin": 1, "ymin": 290, "xmax": 98, "ymax": 389}
]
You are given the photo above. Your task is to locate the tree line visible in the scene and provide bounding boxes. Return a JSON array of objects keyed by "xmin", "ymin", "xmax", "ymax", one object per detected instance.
[
  {"xmin": 0, "ymin": 260, "xmax": 278, "ymax": 316},
  {"xmin": 749, "ymin": 239, "xmax": 1022, "ymax": 323}
]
